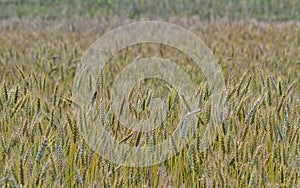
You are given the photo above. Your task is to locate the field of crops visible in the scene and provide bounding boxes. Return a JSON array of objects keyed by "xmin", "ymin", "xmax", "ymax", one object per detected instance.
[{"xmin": 0, "ymin": 3, "xmax": 300, "ymax": 188}]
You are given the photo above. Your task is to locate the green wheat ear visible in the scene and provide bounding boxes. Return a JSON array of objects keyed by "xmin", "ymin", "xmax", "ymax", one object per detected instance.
[{"xmin": 35, "ymin": 138, "xmax": 48, "ymax": 162}]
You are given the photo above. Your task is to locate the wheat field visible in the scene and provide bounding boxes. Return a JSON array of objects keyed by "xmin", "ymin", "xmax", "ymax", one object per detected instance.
[{"xmin": 0, "ymin": 12, "xmax": 299, "ymax": 188}]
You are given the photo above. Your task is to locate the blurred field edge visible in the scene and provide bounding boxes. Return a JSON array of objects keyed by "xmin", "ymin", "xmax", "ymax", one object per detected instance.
[{"xmin": 0, "ymin": 0, "xmax": 300, "ymax": 20}]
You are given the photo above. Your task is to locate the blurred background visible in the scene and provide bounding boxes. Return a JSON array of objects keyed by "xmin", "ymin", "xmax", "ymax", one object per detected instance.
[{"xmin": 1, "ymin": 0, "xmax": 300, "ymax": 20}]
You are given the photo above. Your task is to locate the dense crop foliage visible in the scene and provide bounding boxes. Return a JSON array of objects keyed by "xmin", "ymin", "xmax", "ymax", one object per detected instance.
[{"xmin": 0, "ymin": 18, "xmax": 299, "ymax": 187}]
